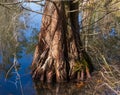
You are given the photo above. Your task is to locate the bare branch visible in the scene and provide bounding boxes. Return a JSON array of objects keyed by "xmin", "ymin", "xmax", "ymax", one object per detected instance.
[{"xmin": 21, "ymin": 5, "xmax": 57, "ymax": 19}]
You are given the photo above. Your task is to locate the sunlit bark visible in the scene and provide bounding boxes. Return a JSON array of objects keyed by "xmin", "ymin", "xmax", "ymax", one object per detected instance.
[{"xmin": 32, "ymin": 0, "xmax": 94, "ymax": 83}]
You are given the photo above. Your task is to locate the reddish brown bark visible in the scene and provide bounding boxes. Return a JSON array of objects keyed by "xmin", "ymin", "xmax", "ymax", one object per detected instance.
[{"xmin": 32, "ymin": 1, "xmax": 93, "ymax": 83}]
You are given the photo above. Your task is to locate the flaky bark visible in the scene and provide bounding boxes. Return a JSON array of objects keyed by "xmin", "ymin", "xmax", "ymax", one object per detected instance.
[{"xmin": 32, "ymin": 1, "xmax": 93, "ymax": 83}]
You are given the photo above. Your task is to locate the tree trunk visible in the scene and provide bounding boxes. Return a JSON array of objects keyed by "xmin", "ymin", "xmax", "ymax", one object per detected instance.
[{"xmin": 32, "ymin": 0, "xmax": 94, "ymax": 83}]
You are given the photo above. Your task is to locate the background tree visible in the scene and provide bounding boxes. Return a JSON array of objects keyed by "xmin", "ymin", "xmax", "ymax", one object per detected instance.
[{"xmin": 80, "ymin": 0, "xmax": 120, "ymax": 66}]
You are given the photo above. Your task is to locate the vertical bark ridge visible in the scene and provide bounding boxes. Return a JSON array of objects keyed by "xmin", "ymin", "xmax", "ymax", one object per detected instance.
[{"xmin": 32, "ymin": 0, "xmax": 94, "ymax": 83}]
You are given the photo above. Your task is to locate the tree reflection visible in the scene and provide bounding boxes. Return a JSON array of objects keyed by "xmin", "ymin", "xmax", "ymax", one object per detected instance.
[
  {"xmin": 0, "ymin": 0, "xmax": 39, "ymax": 79},
  {"xmin": 0, "ymin": 0, "xmax": 120, "ymax": 95},
  {"xmin": 0, "ymin": 1, "xmax": 20, "ymax": 76},
  {"xmin": 34, "ymin": 82, "xmax": 85, "ymax": 95}
]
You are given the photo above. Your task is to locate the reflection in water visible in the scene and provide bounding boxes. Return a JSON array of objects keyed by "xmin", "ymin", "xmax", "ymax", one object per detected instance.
[
  {"xmin": 0, "ymin": 1, "xmax": 89, "ymax": 95},
  {"xmin": 0, "ymin": 1, "xmax": 119, "ymax": 95},
  {"xmin": 34, "ymin": 82, "xmax": 86, "ymax": 95},
  {"xmin": 0, "ymin": 1, "xmax": 41, "ymax": 95}
]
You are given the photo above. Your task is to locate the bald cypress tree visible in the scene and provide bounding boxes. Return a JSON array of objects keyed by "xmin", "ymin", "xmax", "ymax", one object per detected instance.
[{"xmin": 32, "ymin": 0, "xmax": 93, "ymax": 83}]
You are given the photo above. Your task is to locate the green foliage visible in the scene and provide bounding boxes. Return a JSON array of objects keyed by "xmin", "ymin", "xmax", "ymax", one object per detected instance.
[
  {"xmin": 73, "ymin": 58, "xmax": 89, "ymax": 72},
  {"xmin": 73, "ymin": 60, "xmax": 83, "ymax": 72}
]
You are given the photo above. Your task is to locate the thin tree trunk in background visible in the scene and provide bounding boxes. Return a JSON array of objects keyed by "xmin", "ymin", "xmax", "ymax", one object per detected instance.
[{"xmin": 32, "ymin": 0, "xmax": 94, "ymax": 83}]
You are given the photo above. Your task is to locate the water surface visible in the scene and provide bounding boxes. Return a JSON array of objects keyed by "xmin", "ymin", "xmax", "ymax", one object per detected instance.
[
  {"xmin": 0, "ymin": 2, "xmax": 41, "ymax": 95},
  {"xmin": 0, "ymin": 1, "xmax": 120, "ymax": 95}
]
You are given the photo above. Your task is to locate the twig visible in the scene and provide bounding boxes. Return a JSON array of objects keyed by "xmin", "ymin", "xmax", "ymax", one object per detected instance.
[
  {"xmin": 97, "ymin": 83, "xmax": 118, "ymax": 95},
  {"xmin": 21, "ymin": 5, "xmax": 57, "ymax": 19},
  {"xmin": 100, "ymin": 71, "xmax": 114, "ymax": 86}
]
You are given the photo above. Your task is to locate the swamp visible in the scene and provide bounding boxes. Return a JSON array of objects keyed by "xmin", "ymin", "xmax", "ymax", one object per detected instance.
[{"xmin": 0, "ymin": 0, "xmax": 120, "ymax": 95}]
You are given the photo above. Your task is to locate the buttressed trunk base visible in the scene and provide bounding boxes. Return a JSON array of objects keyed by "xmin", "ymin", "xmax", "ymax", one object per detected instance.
[{"xmin": 32, "ymin": 1, "xmax": 93, "ymax": 83}]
